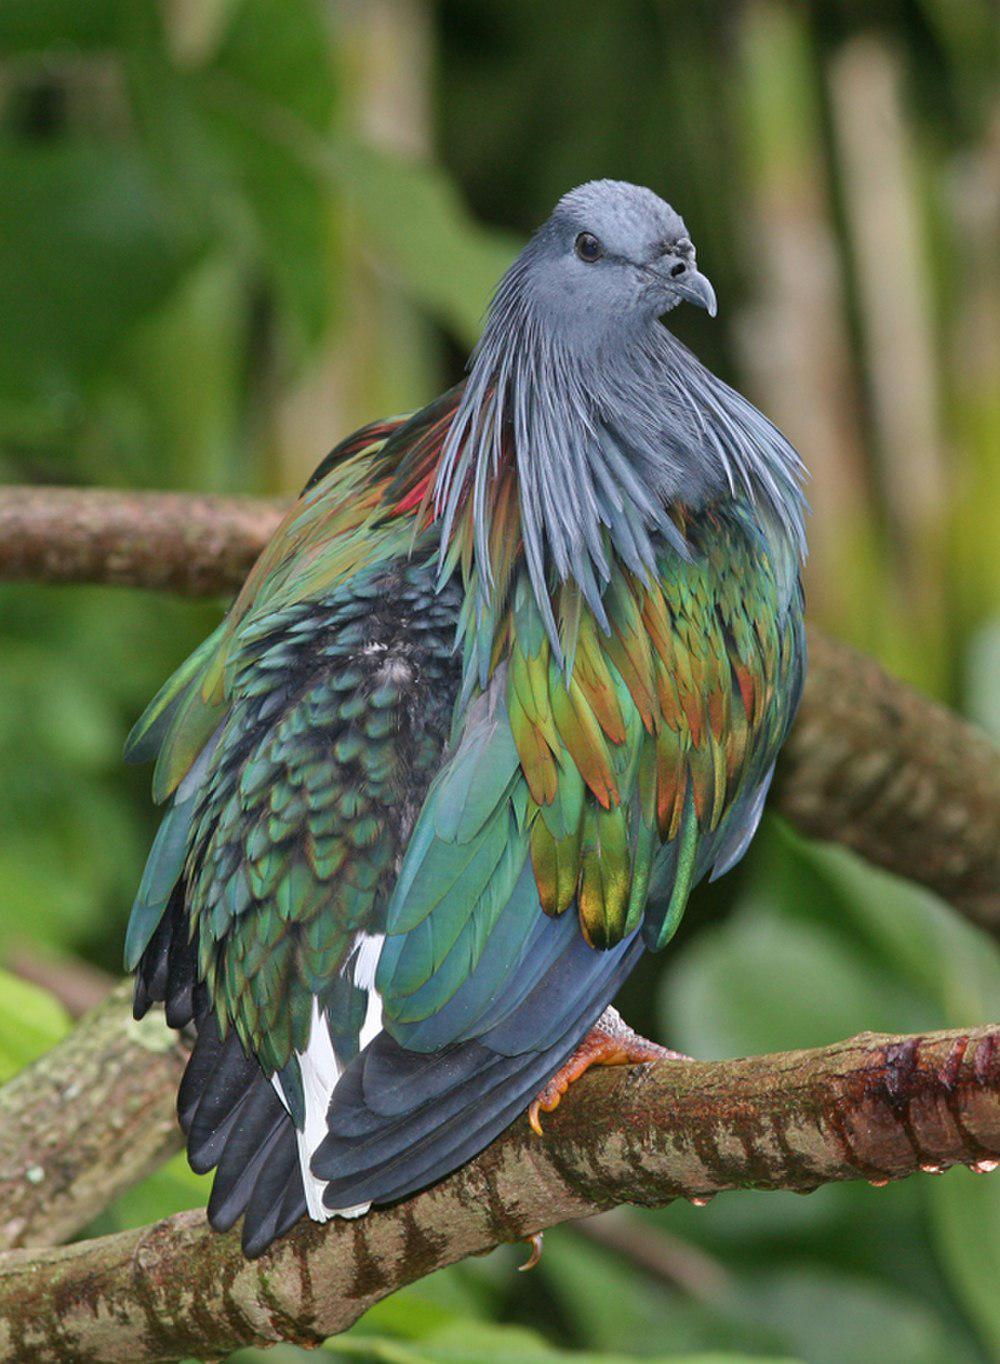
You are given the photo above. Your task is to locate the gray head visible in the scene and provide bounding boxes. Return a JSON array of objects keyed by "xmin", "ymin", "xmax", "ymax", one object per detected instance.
[{"xmin": 512, "ymin": 180, "xmax": 717, "ymax": 341}]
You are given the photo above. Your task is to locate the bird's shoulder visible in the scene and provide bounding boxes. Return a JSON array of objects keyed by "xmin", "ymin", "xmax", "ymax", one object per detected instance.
[{"xmin": 127, "ymin": 386, "xmax": 464, "ymax": 802}]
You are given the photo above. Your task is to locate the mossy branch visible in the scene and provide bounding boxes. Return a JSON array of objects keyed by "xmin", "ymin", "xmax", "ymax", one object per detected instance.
[
  {"xmin": 0, "ymin": 982, "xmax": 186, "ymax": 1253},
  {"xmin": 1, "ymin": 1022, "xmax": 998, "ymax": 1363}
]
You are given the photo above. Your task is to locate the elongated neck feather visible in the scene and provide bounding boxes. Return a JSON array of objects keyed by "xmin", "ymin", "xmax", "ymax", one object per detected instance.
[{"xmin": 434, "ymin": 262, "xmax": 807, "ymax": 668}]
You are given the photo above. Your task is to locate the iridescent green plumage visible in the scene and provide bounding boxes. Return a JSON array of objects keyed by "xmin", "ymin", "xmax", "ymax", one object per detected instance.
[
  {"xmin": 383, "ymin": 501, "xmax": 802, "ymax": 988},
  {"xmin": 126, "ymin": 404, "xmax": 464, "ymax": 1086},
  {"xmin": 125, "ymin": 179, "xmax": 807, "ymax": 1257},
  {"xmin": 126, "ymin": 386, "xmax": 803, "ymax": 1227},
  {"xmin": 185, "ymin": 564, "xmax": 462, "ymax": 1082}
]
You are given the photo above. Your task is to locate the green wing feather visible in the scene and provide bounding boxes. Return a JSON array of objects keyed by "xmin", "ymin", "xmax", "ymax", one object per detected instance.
[
  {"xmin": 378, "ymin": 500, "xmax": 803, "ymax": 1049},
  {"xmin": 122, "ymin": 409, "xmax": 455, "ymax": 1083},
  {"xmin": 497, "ymin": 504, "xmax": 803, "ymax": 953},
  {"xmin": 184, "ymin": 557, "xmax": 460, "ymax": 1077},
  {"xmin": 376, "ymin": 679, "xmax": 529, "ymax": 1029}
]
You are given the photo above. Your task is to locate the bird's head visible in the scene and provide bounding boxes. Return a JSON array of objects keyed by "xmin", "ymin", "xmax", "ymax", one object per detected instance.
[
  {"xmin": 508, "ymin": 179, "xmax": 717, "ymax": 338},
  {"xmin": 439, "ymin": 180, "xmax": 804, "ymax": 665}
]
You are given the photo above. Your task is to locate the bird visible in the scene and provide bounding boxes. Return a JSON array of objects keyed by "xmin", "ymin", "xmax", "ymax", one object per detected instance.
[{"xmin": 124, "ymin": 179, "xmax": 807, "ymax": 1258}]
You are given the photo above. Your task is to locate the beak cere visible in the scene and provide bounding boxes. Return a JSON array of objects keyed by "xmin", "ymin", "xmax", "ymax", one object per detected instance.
[{"xmin": 673, "ymin": 267, "xmax": 718, "ymax": 317}]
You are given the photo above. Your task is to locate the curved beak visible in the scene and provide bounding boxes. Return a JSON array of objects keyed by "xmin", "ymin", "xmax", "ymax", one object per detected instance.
[{"xmin": 673, "ymin": 268, "xmax": 717, "ymax": 317}]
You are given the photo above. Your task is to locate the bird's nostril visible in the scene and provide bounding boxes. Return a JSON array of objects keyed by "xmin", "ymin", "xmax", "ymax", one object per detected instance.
[{"xmin": 670, "ymin": 262, "xmax": 686, "ymax": 278}]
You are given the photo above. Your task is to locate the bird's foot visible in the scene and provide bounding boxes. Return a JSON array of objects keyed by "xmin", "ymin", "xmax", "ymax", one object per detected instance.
[{"xmin": 528, "ymin": 1007, "xmax": 689, "ymax": 1136}]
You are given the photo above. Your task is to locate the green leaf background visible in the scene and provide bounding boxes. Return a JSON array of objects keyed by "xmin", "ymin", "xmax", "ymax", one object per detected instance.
[{"xmin": 0, "ymin": 2, "xmax": 997, "ymax": 1362}]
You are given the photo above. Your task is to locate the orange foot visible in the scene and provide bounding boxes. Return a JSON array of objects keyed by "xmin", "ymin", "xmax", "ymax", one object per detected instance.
[{"xmin": 528, "ymin": 1007, "xmax": 690, "ymax": 1135}]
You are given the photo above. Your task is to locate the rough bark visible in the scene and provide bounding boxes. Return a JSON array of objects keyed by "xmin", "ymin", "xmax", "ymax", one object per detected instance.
[
  {"xmin": 0, "ymin": 1024, "xmax": 997, "ymax": 1364},
  {"xmin": 0, "ymin": 486, "xmax": 282, "ymax": 597},
  {"xmin": 777, "ymin": 629, "xmax": 1000, "ymax": 929},
  {"xmin": 1, "ymin": 486, "xmax": 997, "ymax": 927},
  {"xmin": 0, "ymin": 983, "xmax": 187, "ymax": 1253}
]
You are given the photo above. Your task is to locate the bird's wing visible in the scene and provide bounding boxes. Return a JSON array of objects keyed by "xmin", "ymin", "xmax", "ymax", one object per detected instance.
[
  {"xmin": 374, "ymin": 663, "xmax": 583, "ymax": 1053},
  {"xmin": 181, "ymin": 557, "xmax": 462, "ymax": 1075},
  {"xmin": 133, "ymin": 549, "xmax": 465, "ymax": 1249},
  {"xmin": 465, "ymin": 503, "xmax": 803, "ymax": 960},
  {"xmin": 124, "ymin": 395, "xmax": 475, "ymax": 1251},
  {"xmin": 313, "ymin": 666, "xmax": 644, "ymax": 1209},
  {"xmin": 311, "ymin": 508, "xmax": 803, "ymax": 1217},
  {"xmin": 122, "ymin": 389, "xmax": 466, "ymax": 970}
]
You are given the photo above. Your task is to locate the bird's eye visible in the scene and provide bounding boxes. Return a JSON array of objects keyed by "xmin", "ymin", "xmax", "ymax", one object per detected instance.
[{"xmin": 575, "ymin": 232, "xmax": 603, "ymax": 263}]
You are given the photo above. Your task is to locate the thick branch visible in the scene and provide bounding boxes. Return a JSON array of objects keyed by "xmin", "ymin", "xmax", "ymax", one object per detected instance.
[
  {"xmin": 0, "ymin": 486, "xmax": 282, "ymax": 597},
  {"xmin": 1, "ymin": 486, "xmax": 997, "ymax": 924},
  {"xmin": 0, "ymin": 983, "xmax": 186, "ymax": 1252},
  {"xmin": 777, "ymin": 630, "xmax": 1000, "ymax": 927},
  {"xmin": 1, "ymin": 1025, "xmax": 997, "ymax": 1363}
]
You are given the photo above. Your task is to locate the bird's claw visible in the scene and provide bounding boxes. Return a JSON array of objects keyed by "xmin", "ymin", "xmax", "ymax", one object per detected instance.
[
  {"xmin": 518, "ymin": 1231, "xmax": 544, "ymax": 1272},
  {"xmin": 527, "ymin": 1008, "xmax": 690, "ymax": 1136}
]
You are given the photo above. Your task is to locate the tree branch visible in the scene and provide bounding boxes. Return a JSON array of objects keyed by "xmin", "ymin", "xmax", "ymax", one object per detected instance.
[
  {"xmin": 0, "ymin": 486, "xmax": 281, "ymax": 597},
  {"xmin": 1, "ymin": 486, "xmax": 997, "ymax": 926},
  {"xmin": 0, "ymin": 982, "xmax": 187, "ymax": 1253},
  {"xmin": 1, "ymin": 1024, "xmax": 997, "ymax": 1363},
  {"xmin": 777, "ymin": 631, "xmax": 1000, "ymax": 928}
]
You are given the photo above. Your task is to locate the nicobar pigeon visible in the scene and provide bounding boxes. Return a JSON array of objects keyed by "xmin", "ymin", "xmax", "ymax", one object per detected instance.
[{"xmin": 125, "ymin": 180, "xmax": 807, "ymax": 1258}]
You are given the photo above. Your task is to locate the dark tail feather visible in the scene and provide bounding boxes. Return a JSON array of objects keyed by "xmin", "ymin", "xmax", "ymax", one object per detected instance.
[
  {"xmin": 317, "ymin": 1035, "xmax": 573, "ymax": 1207},
  {"xmin": 183, "ymin": 1020, "xmax": 306, "ymax": 1255},
  {"xmin": 133, "ymin": 889, "xmax": 306, "ymax": 1257},
  {"xmin": 135, "ymin": 889, "xmax": 645, "ymax": 1254},
  {"xmin": 315, "ymin": 936, "xmax": 644, "ymax": 1210},
  {"xmin": 240, "ymin": 1129, "xmax": 307, "ymax": 1257},
  {"xmin": 207, "ymin": 1085, "xmax": 293, "ymax": 1231},
  {"xmin": 133, "ymin": 887, "xmax": 183, "ymax": 1022}
]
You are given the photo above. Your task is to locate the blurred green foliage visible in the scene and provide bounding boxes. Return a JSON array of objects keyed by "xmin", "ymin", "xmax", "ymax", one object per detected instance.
[{"xmin": 0, "ymin": 3, "xmax": 997, "ymax": 1363}]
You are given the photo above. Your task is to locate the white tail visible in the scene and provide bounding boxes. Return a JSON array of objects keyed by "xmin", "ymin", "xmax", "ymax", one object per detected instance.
[{"xmin": 272, "ymin": 935, "xmax": 385, "ymax": 1221}]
